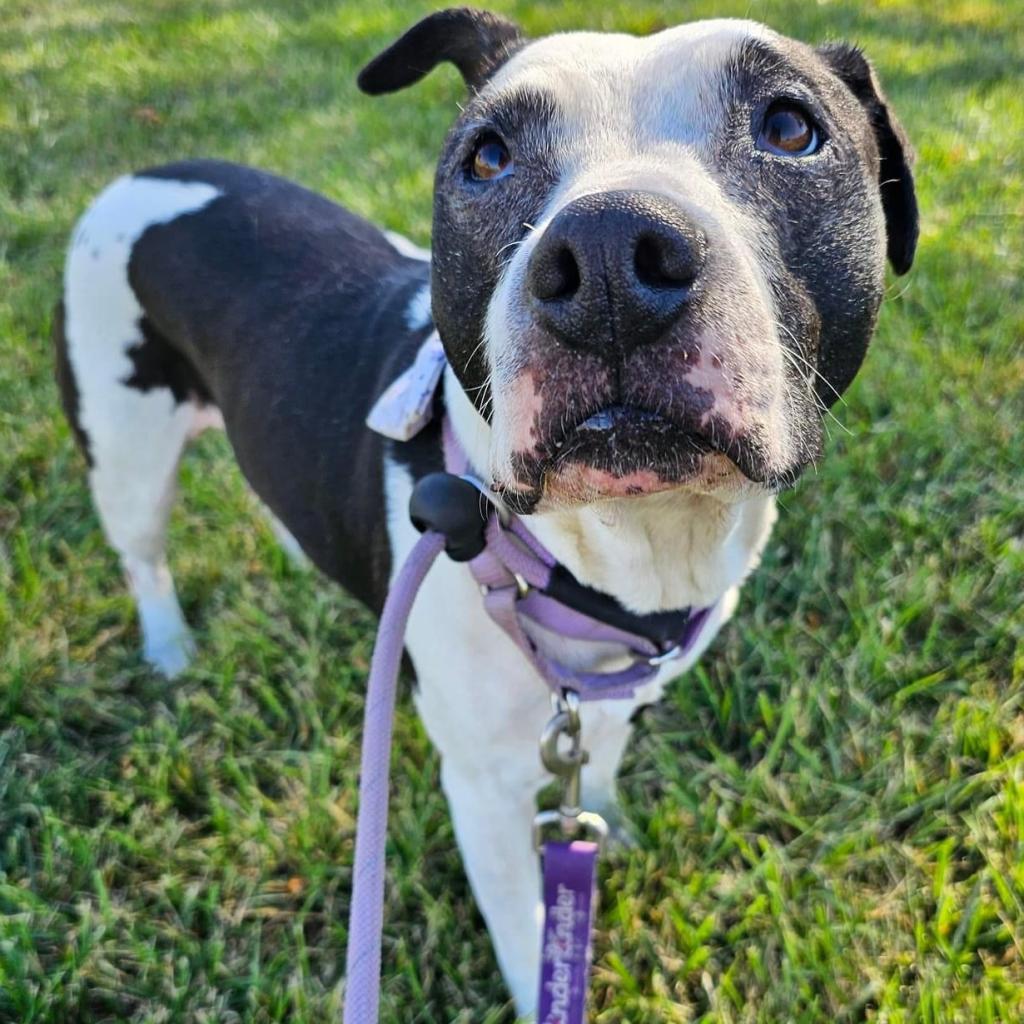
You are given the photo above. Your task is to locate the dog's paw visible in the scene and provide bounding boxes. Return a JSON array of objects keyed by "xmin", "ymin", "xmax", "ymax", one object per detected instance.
[{"xmin": 143, "ymin": 631, "xmax": 195, "ymax": 678}]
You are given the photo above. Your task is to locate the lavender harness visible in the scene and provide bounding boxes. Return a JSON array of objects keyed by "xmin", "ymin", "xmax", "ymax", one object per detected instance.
[{"xmin": 342, "ymin": 338, "xmax": 715, "ymax": 1022}]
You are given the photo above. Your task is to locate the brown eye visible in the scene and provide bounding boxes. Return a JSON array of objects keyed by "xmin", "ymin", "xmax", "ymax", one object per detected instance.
[
  {"xmin": 469, "ymin": 135, "xmax": 513, "ymax": 181},
  {"xmin": 757, "ymin": 103, "xmax": 820, "ymax": 157}
]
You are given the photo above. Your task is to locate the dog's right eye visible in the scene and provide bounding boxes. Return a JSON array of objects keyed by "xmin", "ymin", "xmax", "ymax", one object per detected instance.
[
  {"xmin": 757, "ymin": 102, "xmax": 821, "ymax": 157},
  {"xmin": 467, "ymin": 134, "xmax": 513, "ymax": 182}
]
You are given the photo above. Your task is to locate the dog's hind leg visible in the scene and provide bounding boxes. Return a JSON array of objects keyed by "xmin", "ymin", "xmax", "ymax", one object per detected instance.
[
  {"xmin": 89, "ymin": 389, "xmax": 200, "ymax": 679},
  {"xmin": 57, "ymin": 175, "xmax": 222, "ymax": 676},
  {"xmin": 57, "ymin": 305, "xmax": 198, "ymax": 676}
]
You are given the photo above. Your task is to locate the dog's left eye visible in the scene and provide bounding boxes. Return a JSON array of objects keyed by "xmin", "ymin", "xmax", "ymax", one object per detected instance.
[
  {"xmin": 468, "ymin": 134, "xmax": 513, "ymax": 181},
  {"xmin": 757, "ymin": 102, "xmax": 821, "ymax": 157}
]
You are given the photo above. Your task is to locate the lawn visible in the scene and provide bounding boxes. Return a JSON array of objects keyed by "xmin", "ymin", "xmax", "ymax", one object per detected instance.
[{"xmin": 1, "ymin": 0, "xmax": 1022, "ymax": 1021}]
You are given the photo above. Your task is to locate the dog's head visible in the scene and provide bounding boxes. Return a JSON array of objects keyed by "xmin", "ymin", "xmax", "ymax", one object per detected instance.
[{"xmin": 360, "ymin": 9, "xmax": 918, "ymax": 513}]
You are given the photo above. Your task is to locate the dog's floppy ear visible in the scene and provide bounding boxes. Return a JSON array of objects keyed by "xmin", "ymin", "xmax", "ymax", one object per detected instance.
[
  {"xmin": 358, "ymin": 8, "xmax": 524, "ymax": 96},
  {"xmin": 817, "ymin": 42, "xmax": 919, "ymax": 274}
]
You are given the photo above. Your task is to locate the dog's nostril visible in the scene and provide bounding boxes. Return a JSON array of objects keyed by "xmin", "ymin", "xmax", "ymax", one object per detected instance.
[
  {"xmin": 634, "ymin": 236, "xmax": 669, "ymax": 288},
  {"xmin": 533, "ymin": 245, "xmax": 581, "ymax": 302},
  {"xmin": 550, "ymin": 247, "xmax": 581, "ymax": 299},
  {"xmin": 633, "ymin": 233, "xmax": 698, "ymax": 289}
]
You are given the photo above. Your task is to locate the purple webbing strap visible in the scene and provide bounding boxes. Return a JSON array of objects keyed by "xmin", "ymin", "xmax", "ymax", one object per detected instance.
[
  {"xmin": 343, "ymin": 529, "xmax": 446, "ymax": 1024},
  {"xmin": 482, "ymin": 584, "xmax": 657, "ymax": 699},
  {"xmin": 538, "ymin": 841, "xmax": 600, "ymax": 1024},
  {"xmin": 481, "ymin": 516, "xmax": 555, "ymax": 588}
]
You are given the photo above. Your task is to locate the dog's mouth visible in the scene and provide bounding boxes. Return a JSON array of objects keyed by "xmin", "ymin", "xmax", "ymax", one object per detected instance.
[
  {"xmin": 559, "ymin": 404, "xmax": 717, "ymax": 461},
  {"xmin": 500, "ymin": 403, "xmax": 758, "ymax": 512}
]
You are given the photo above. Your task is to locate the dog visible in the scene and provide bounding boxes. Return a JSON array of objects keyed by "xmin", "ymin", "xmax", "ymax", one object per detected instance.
[{"xmin": 54, "ymin": 8, "xmax": 917, "ymax": 1014}]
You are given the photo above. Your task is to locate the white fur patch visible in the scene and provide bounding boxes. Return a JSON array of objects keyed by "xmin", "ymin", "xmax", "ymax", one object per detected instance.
[
  {"xmin": 65, "ymin": 174, "xmax": 223, "ymax": 676},
  {"xmin": 384, "ymin": 229, "xmax": 430, "ymax": 262},
  {"xmin": 487, "ymin": 20, "xmax": 777, "ymax": 161},
  {"xmin": 403, "ymin": 282, "xmax": 433, "ymax": 330},
  {"xmin": 66, "ymin": 175, "xmax": 222, "ymax": 447}
]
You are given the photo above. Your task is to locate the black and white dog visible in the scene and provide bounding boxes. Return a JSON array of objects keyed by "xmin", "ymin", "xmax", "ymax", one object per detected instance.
[{"xmin": 55, "ymin": 9, "xmax": 916, "ymax": 1013}]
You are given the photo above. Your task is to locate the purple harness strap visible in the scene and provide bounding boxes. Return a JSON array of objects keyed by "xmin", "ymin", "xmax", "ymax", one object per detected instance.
[
  {"xmin": 446, "ymin": 419, "xmax": 712, "ymax": 702},
  {"xmin": 470, "ymin": 514, "xmax": 713, "ymax": 700}
]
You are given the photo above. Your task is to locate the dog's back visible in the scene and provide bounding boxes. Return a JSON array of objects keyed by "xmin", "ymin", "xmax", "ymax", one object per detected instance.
[{"xmin": 55, "ymin": 160, "xmax": 435, "ymax": 673}]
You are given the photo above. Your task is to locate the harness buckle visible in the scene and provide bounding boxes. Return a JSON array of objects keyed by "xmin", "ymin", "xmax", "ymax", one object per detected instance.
[{"xmin": 479, "ymin": 571, "xmax": 530, "ymax": 599}]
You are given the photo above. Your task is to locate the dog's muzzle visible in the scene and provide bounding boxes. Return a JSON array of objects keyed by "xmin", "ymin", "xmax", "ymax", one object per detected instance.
[{"xmin": 492, "ymin": 186, "xmax": 804, "ymax": 508}]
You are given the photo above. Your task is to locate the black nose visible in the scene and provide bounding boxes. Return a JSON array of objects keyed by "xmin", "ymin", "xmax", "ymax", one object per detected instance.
[{"xmin": 527, "ymin": 190, "xmax": 707, "ymax": 355}]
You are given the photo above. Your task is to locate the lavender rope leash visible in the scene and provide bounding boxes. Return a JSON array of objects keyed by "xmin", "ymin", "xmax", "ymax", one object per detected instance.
[
  {"xmin": 341, "ymin": 468, "xmax": 715, "ymax": 1021},
  {"xmin": 341, "ymin": 529, "xmax": 602, "ymax": 1024},
  {"xmin": 342, "ymin": 529, "xmax": 445, "ymax": 1024}
]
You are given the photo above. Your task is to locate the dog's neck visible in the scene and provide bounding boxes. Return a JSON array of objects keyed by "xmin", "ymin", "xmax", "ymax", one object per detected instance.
[{"xmin": 444, "ymin": 368, "xmax": 777, "ymax": 614}]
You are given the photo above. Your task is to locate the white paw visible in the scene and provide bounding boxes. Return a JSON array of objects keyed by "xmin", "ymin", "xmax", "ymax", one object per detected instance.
[{"xmin": 143, "ymin": 631, "xmax": 195, "ymax": 677}]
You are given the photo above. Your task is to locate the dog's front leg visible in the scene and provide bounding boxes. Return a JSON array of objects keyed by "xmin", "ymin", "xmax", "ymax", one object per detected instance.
[{"xmin": 440, "ymin": 751, "xmax": 546, "ymax": 1017}]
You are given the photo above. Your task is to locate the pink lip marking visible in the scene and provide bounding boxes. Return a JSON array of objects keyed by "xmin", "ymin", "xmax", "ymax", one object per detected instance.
[
  {"xmin": 547, "ymin": 465, "xmax": 670, "ymax": 500},
  {"xmin": 681, "ymin": 344, "xmax": 750, "ymax": 431},
  {"xmin": 507, "ymin": 370, "xmax": 545, "ymax": 453}
]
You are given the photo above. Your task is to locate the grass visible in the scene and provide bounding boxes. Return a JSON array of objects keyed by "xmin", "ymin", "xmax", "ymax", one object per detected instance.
[{"xmin": 1, "ymin": 0, "xmax": 1022, "ymax": 1020}]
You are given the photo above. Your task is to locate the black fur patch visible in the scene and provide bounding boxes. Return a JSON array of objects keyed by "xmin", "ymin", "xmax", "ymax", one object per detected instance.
[
  {"xmin": 816, "ymin": 41, "xmax": 919, "ymax": 275},
  {"xmin": 123, "ymin": 317, "xmax": 213, "ymax": 406},
  {"xmin": 52, "ymin": 299, "xmax": 92, "ymax": 465},
  {"xmin": 720, "ymin": 37, "xmax": 915, "ymax": 405},
  {"xmin": 432, "ymin": 87, "xmax": 562, "ymax": 411},
  {"xmin": 358, "ymin": 8, "xmax": 524, "ymax": 95},
  {"xmin": 124, "ymin": 159, "xmax": 434, "ymax": 613}
]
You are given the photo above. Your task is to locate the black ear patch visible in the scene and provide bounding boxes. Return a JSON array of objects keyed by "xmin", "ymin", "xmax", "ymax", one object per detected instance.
[
  {"xmin": 817, "ymin": 42, "xmax": 918, "ymax": 274},
  {"xmin": 358, "ymin": 7, "xmax": 524, "ymax": 95}
]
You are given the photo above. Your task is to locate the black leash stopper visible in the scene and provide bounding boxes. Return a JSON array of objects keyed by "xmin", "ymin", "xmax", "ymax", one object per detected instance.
[{"xmin": 409, "ymin": 472, "xmax": 491, "ymax": 562}]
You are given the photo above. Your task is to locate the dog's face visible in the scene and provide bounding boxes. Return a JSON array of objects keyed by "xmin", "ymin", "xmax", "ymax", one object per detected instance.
[{"xmin": 361, "ymin": 10, "xmax": 918, "ymax": 513}]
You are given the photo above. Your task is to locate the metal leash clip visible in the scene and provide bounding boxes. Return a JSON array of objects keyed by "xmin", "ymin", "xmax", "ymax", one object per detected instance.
[{"xmin": 533, "ymin": 690, "xmax": 609, "ymax": 851}]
